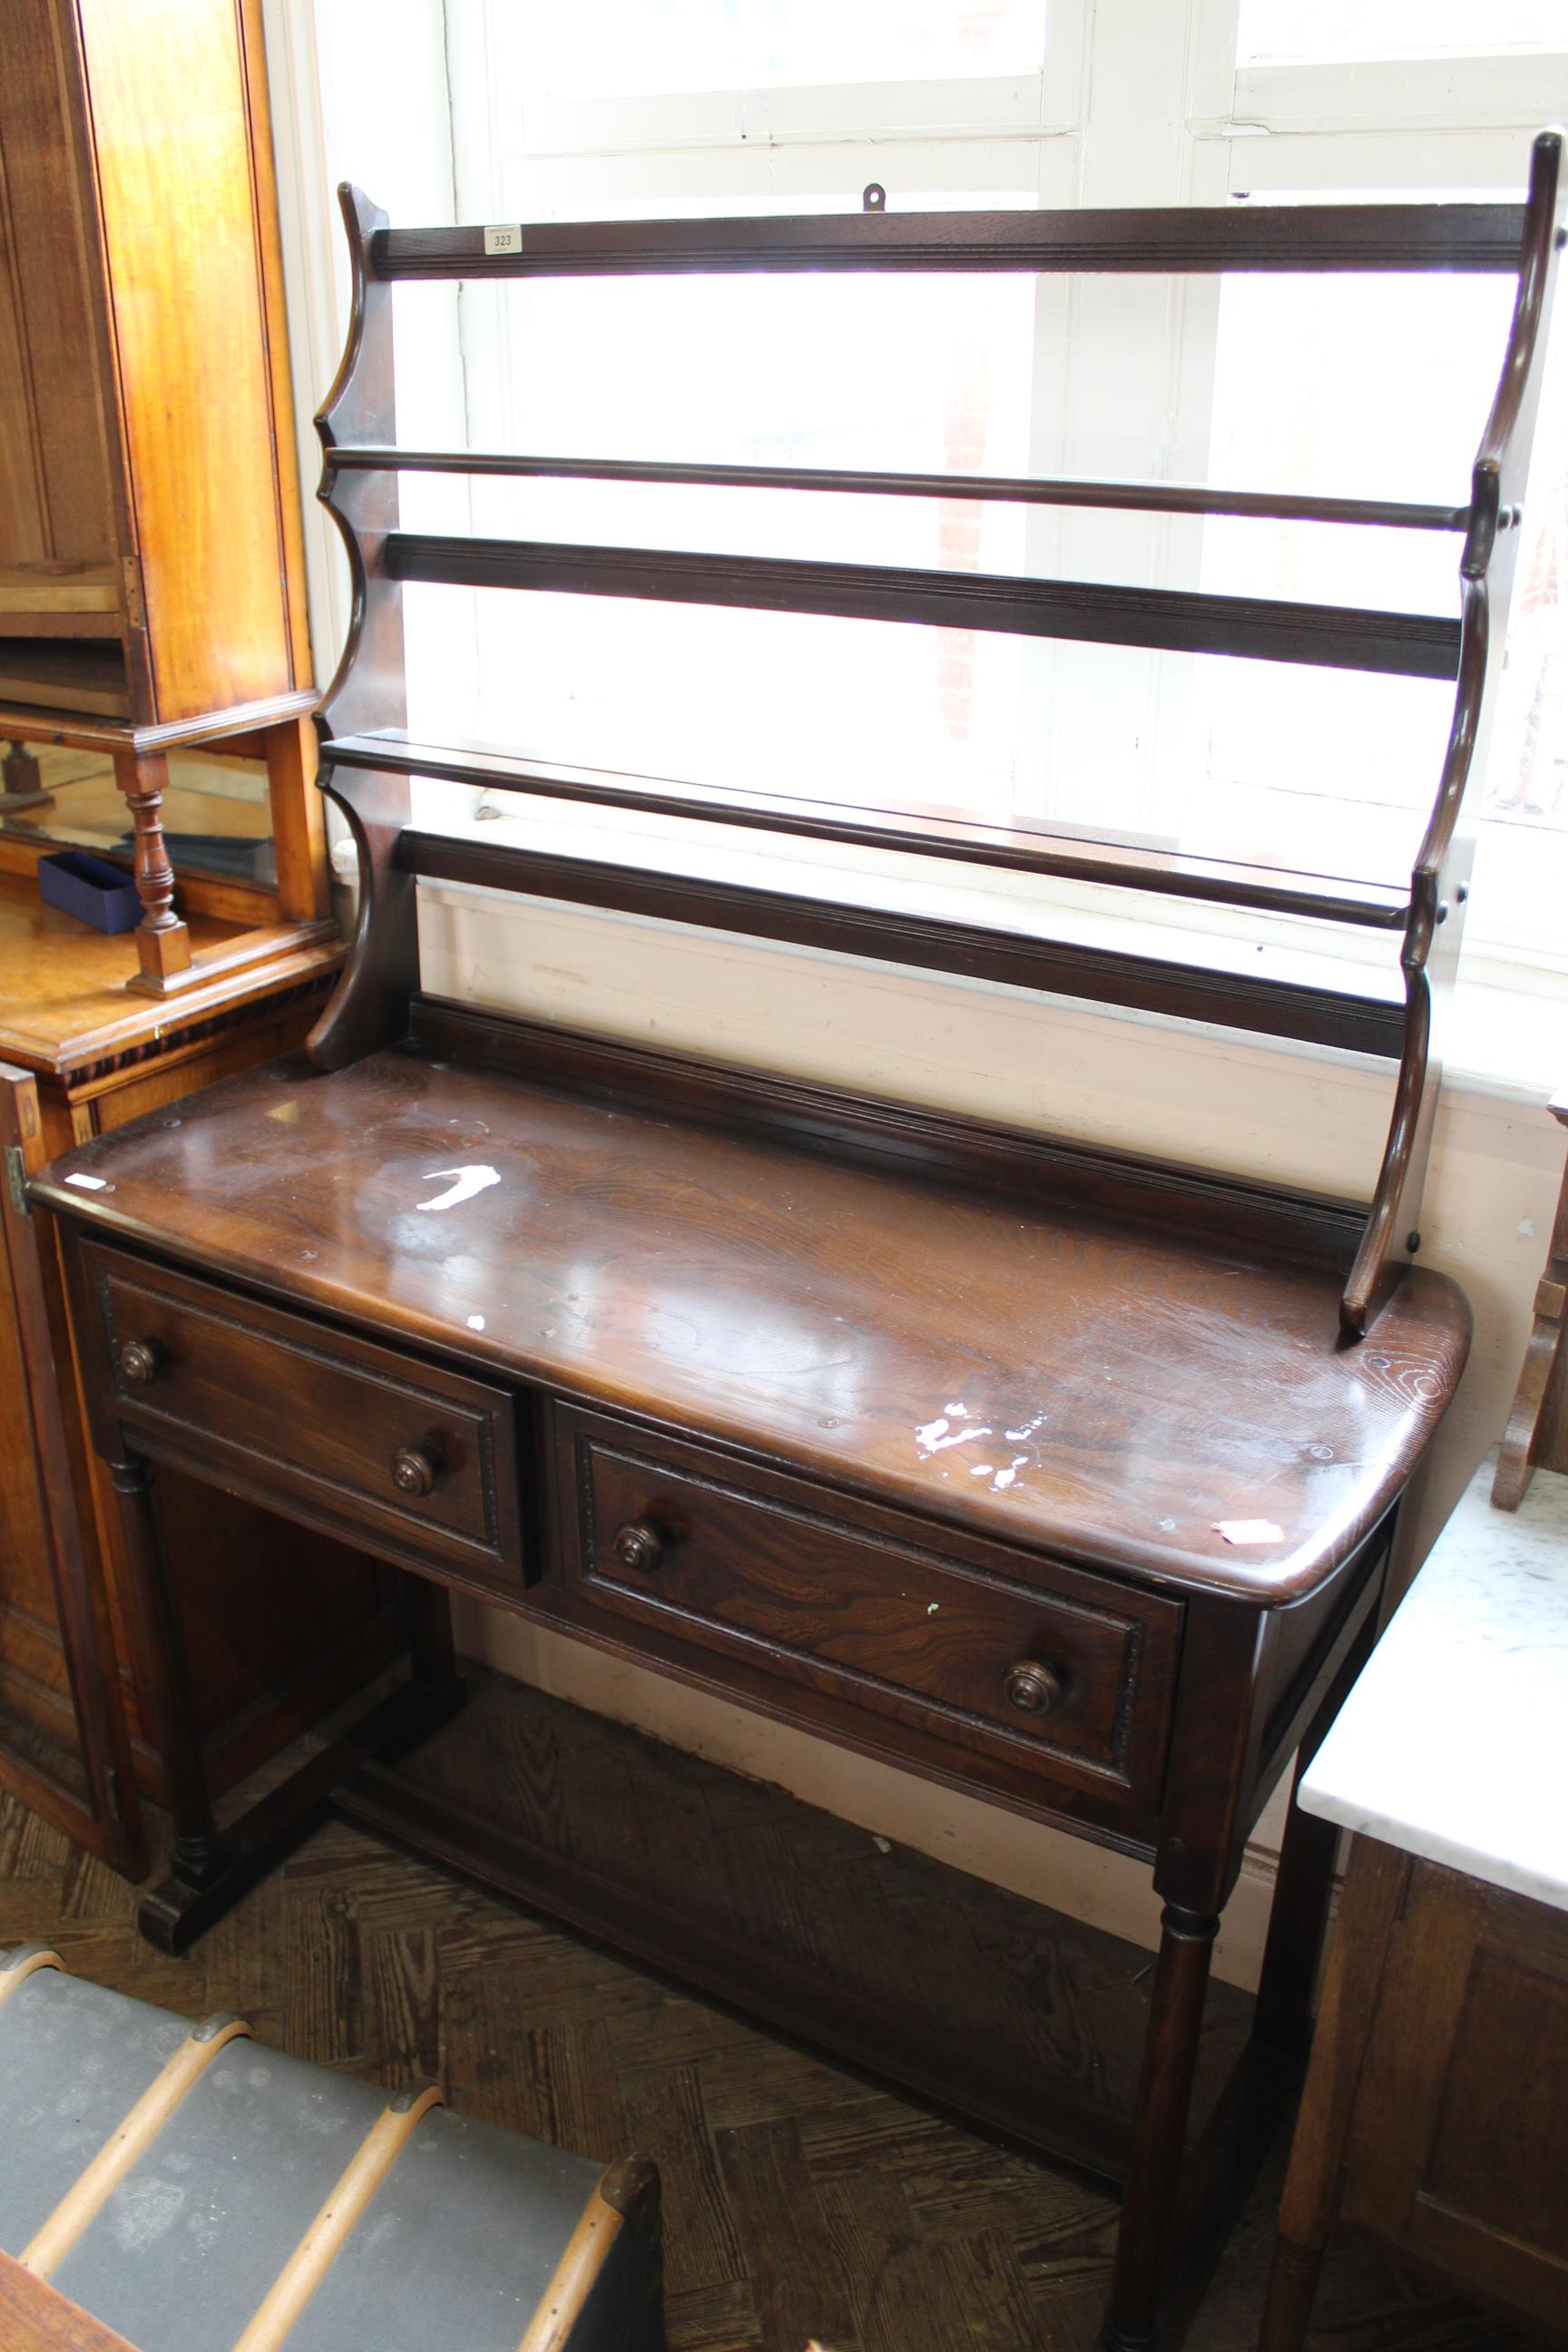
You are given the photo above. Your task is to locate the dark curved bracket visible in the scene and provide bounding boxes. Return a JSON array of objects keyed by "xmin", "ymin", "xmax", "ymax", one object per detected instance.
[
  {"xmin": 308, "ymin": 761, "xmax": 417, "ymax": 1072},
  {"xmin": 1344, "ymin": 126, "xmax": 1565, "ymax": 1336},
  {"xmin": 307, "ymin": 187, "xmax": 416, "ymax": 1068}
]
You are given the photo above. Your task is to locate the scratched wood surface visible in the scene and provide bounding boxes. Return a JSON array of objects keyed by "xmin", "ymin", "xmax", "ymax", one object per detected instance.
[
  {"xmin": 33, "ymin": 1039, "xmax": 1470, "ymax": 1605},
  {"xmin": 0, "ymin": 1690, "xmax": 1524, "ymax": 2352}
]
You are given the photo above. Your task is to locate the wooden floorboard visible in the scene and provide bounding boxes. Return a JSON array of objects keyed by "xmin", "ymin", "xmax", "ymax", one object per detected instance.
[{"xmin": 0, "ymin": 1674, "xmax": 1533, "ymax": 2352}]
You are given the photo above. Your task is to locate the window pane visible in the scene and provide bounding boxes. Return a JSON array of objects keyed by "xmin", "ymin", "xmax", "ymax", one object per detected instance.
[
  {"xmin": 469, "ymin": 269, "xmax": 1037, "ymax": 479},
  {"xmin": 1238, "ymin": 0, "xmax": 1564, "ymax": 64},
  {"xmin": 1202, "ymin": 230, "xmax": 1567, "ymax": 957},
  {"xmin": 397, "ymin": 247, "xmax": 1513, "ymax": 896},
  {"xmin": 511, "ymin": 2, "xmax": 1051, "ymax": 100}
]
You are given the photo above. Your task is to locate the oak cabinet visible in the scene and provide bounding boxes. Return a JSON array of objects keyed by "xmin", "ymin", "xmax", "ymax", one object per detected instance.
[
  {"xmin": 0, "ymin": 0, "xmax": 330, "ymax": 992},
  {"xmin": 0, "ymin": 1, "xmax": 402, "ymax": 1868},
  {"xmin": 0, "ymin": 0, "xmax": 303, "ymax": 730}
]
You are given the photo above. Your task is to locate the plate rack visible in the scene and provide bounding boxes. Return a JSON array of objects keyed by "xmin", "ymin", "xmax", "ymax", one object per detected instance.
[{"xmin": 308, "ymin": 132, "xmax": 1563, "ymax": 1337}]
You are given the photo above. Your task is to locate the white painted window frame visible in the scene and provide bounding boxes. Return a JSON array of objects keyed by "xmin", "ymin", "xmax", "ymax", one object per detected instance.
[{"xmin": 260, "ymin": 0, "xmax": 1568, "ymax": 1092}]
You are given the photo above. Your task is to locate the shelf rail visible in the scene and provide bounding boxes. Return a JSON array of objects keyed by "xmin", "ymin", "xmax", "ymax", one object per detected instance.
[
  {"xmin": 326, "ymin": 446, "xmax": 1471, "ymax": 534},
  {"xmin": 308, "ymin": 132, "xmax": 1566, "ymax": 1337}
]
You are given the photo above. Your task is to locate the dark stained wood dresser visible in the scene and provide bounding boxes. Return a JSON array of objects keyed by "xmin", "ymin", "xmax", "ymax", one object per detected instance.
[
  {"xmin": 26, "ymin": 140, "xmax": 1567, "ymax": 2351},
  {"xmin": 34, "ymin": 1009, "xmax": 1470, "ymax": 2351}
]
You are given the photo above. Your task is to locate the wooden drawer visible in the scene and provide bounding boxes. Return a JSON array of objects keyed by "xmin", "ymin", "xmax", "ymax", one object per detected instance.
[
  {"xmin": 80, "ymin": 1242, "xmax": 524, "ymax": 1595},
  {"xmin": 548, "ymin": 1405, "xmax": 1181, "ymax": 1816}
]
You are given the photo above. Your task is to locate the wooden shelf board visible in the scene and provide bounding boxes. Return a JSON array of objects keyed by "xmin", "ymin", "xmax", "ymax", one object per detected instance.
[
  {"xmin": 0, "ymin": 562, "xmax": 120, "ymax": 612},
  {"xmin": 0, "ymin": 612, "xmax": 123, "ymax": 641},
  {"xmin": 375, "ymin": 198, "xmax": 1528, "ymax": 279},
  {"xmin": 0, "ymin": 688, "xmax": 317, "ymax": 757}
]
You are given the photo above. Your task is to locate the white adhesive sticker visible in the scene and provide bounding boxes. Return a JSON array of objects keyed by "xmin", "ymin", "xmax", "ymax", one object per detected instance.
[
  {"xmin": 1213, "ymin": 1518, "xmax": 1284, "ymax": 1546},
  {"xmin": 483, "ymin": 224, "xmax": 524, "ymax": 257},
  {"xmin": 64, "ymin": 1171, "xmax": 109, "ymax": 1191}
]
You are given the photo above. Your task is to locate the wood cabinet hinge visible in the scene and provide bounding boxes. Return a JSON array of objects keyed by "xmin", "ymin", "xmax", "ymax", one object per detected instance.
[
  {"xmin": 5, "ymin": 1144, "xmax": 31, "ymax": 1220},
  {"xmin": 121, "ymin": 559, "xmax": 145, "ymax": 632}
]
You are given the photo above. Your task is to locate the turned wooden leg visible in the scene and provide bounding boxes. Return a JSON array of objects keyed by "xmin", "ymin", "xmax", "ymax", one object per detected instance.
[
  {"xmin": 1258, "ymin": 2237, "xmax": 1326, "ymax": 2352},
  {"xmin": 107, "ymin": 1446, "xmax": 227, "ymax": 1894},
  {"xmin": 1101, "ymin": 1905, "xmax": 1220, "ymax": 2352},
  {"xmin": 0, "ymin": 739, "xmax": 50, "ymax": 811},
  {"xmin": 113, "ymin": 747, "xmax": 192, "ymax": 988},
  {"xmin": 1258, "ymin": 1839, "xmax": 1409, "ymax": 2352}
]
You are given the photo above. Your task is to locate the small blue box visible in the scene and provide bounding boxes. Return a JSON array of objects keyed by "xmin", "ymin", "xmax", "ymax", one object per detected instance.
[{"xmin": 37, "ymin": 851, "xmax": 142, "ymax": 936}]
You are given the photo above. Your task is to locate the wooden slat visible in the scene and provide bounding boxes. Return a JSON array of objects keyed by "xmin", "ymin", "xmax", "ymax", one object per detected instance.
[
  {"xmin": 326, "ymin": 448, "xmax": 1468, "ymax": 534},
  {"xmin": 229, "ymin": 2087, "xmax": 445, "ymax": 2352},
  {"xmin": 403, "ymin": 829, "xmax": 1406, "ymax": 1057},
  {"xmin": 328, "ymin": 730, "xmax": 1414, "ymax": 929},
  {"xmin": 374, "ymin": 201, "xmax": 1527, "ymax": 280},
  {"xmin": 0, "ymin": 1946, "xmax": 62, "ymax": 2004},
  {"xmin": 385, "ymin": 532, "xmax": 1463, "ymax": 681},
  {"xmin": 20, "ymin": 2021, "xmax": 255, "ymax": 2278},
  {"xmin": 515, "ymin": 2174, "xmax": 628, "ymax": 2352}
]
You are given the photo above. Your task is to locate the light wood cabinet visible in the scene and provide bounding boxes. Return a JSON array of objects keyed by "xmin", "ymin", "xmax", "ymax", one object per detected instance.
[
  {"xmin": 0, "ymin": 0, "xmax": 330, "ymax": 992},
  {"xmin": 0, "ymin": 2, "xmax": 403, "ymax": 1870}
]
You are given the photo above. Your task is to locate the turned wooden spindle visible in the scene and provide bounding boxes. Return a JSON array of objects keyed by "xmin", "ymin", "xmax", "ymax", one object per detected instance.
[{"xmin": 113, "ymin": 748, "xmax": 192, "ymax": 987}]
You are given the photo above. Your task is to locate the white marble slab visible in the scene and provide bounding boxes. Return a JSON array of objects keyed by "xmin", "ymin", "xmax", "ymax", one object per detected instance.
[{"xmin": 1300, "ymin": 1450, "xmax": 1568, "ymax": 1914}]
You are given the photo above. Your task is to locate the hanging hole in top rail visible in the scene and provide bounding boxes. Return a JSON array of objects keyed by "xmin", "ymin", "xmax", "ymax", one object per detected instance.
[{"xmin": 863, "ymin": 184, "xmax": 887, "ymax": 214}]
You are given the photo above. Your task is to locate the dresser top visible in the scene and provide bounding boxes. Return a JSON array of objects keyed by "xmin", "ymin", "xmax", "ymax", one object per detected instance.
[
  {"xmin": 1302, "ymin": 1452, "xmax": 1568, "ymax": 1910},
  {"xmin": 34, "ymin": 1040, "xmax": 1470, "ymax": 1604}
]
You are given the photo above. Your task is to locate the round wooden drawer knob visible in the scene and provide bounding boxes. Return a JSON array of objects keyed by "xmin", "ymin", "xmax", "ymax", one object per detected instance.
[
  {"xmin": 118, "ymin": 1338, "xmax": 165, "ymax": 1387},
  {"xmin": 1003, "ymin": 1659, "xmax": 1064, "ymax": 1717},
  {"xmin": 392, "ymin": 1445, "xmax": 439, "ymax": 1499},
  {"xmin": 613, "ymin": 1521, "xmax": 664, "ymax": 1574}
]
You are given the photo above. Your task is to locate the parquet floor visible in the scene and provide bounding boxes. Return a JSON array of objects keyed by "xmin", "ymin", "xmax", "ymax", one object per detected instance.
[{"xmin": 0, "ymin": 1759, "xmax": 1527, "ymax": 2352}]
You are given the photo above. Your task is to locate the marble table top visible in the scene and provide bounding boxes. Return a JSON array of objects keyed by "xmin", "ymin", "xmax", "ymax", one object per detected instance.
[{"xmin": 1301, "ymin": 1450, "xmax": 1568, "ymax": 1914}]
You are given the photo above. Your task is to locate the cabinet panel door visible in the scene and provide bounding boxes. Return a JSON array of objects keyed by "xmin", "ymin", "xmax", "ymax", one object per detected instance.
[
  {"xmin": 1343, "ymin": 1857, "xmax": 1568, "ymax": 2334},
  {"xmin": 0, "ymin": 0, "xmax": 119, "ymax": 570},
  {"xmin": 0, "ymin": 1063, "xmax": 143, "ymax": 1873}
]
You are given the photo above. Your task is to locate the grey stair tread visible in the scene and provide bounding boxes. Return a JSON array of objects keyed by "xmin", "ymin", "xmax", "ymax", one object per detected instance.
[
  {"xmin": 283, "ymin": 2106, "xmax": 605, "ymax": 2352},
  {"xmin": 0, "ymin": 1969, "xmax": 191, "ymax": 2257},
  {"xmin": 51, "ymin": 2039, "xmax": 388, "ymax": 2352}
]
